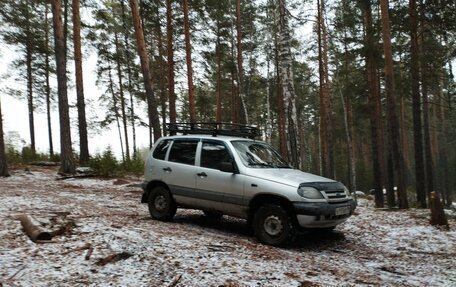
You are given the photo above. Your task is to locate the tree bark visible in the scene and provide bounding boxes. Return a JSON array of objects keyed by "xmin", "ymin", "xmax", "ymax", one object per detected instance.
[
  {"xmin": 44, "ymin": 2, "xmax": 54, "ymax": 157},
  {"xmin": 25, "ymin": 0, "xmax": 35, "ymax": 153},
  {"xmin": 277, "ymin": 0, "xmax": 299, "ymax": 168},
  {"xmin": 166, "ymin": 0, "xmax": 176, "ymax": 123},
  {"xmin": 317, "ymin": 0, "xmax": 333, "ymax": 177},
  {"xmin": 114, "ymin": 29, "xmax": 130, "ymax": 162},
  {"xmin": 72, "ymin": 0, "xmax": 90, "ymax": 165},
  {"xmin": 361, "ymin": 0, "xmax": 385, "ymax": 207},
  {"xmin": 183, "ymin": 0, "xmax": 196, "ymax": 123},
  {"xmin": 380, "ymin": 0, "xmax": 408, "ymax": 208},
  {"xmin": 51, "ymin": 0, "xmax": 75, "ymax": 174},
  {"xmin": 129, "ymin": 0, "xmax": 162, "ymax": 142},
  {"xmin": 409, "ymin": 0, "xmax": 426, "ymax": 207},
  {"xmin": 236, "ymin": 0, "xmax": 248, "ymax": 124},
  {"xmin": 0, "ymin": 98, "xmax": 10, "ymax": 177}
]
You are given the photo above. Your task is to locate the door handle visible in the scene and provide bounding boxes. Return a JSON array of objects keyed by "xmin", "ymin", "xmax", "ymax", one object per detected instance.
[
  {"xmin": 197, "ymin": 172, "xmax": 207, "ymax": 178},
  {"xmin": 163, "ymin": 167, "xmax": 172, "ymax": 172}
]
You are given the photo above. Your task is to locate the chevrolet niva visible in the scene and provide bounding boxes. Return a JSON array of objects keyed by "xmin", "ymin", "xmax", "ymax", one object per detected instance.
[{"xmin": 141, "ymin": 123, "xmax": 356, "ymax": 246}]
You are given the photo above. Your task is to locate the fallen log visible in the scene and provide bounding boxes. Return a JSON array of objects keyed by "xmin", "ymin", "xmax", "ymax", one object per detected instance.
[{"xmin": 17, "ymin": 214, "xmax": 53, "ymax": 243}]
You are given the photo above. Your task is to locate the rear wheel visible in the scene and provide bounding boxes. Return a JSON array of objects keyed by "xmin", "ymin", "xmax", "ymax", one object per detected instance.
[
  {"xmin": 148, "ymin": 186, "xmax": 176, "ymax": 221},
  {"xmin": 253, "ymin": 203, "xmax": 296, "ymax": 246}
]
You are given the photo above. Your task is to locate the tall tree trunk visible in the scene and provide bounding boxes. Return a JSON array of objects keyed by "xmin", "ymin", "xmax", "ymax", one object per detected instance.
[
  {"xmin": 317, "ymin": 0, "xmax": 333, "ymax": 177},
  {"xmin": 380, "ymin": 0, "xmax": 408, "ymax": 208},
  {"xmin": 108, "ymin": 64, "xmax": 125, "ymax": 163},
  {"xmin": 155, "ymin": 12, "xmax": 167, "ymax": 133},
  {"xmin": 422, "ymin": 81, "xmax": 434, "ymax": 198},
  {"xmin": 277, "ymin": 0, "xmax": 299, "ymax": 168},
  {"xmin": 114, "ymin": 30, "xmax": 130, "ymax": 162},
  {"xmin": 51, "ymin": 0, "xmax": 75, "ymax": 174},
  {"xmin": 166, "ymin": 0, "xmax": 176, "ymax": 123},
  {"xmin": 236, "ymin": 0, "xmax": 248, "ymax": 124},
  {"xmin": 25, "ymin": 0, "xmax": 35, "ymax": 153},
  {"xmin": 0, "ymin": 98, "xmax": 9, "ymax": 177},
  {"xmin": 274, "ymin": 30, "xmax": 287, "ymax": 159},
  {"xmin": 216, "ymin": 21, "xmax": 222, "ymax": 122},
  {"xmin": 183, "ymin": 0, "xmax": 196, "ymax": 123},
  {"xmin": 121, "ymin": 0, "xmax": 137, "ymax": 156},
  {"xmin": 44, "ymin": 2, "xmax": 54, "ymax": 156},
  {"xmin": 72, "ymin": 0, "xmax": 89, "ymax": 165},
  {"xmin": 409, "ymin": 0, "xmax": 426, "ymax": 207},
  {"xmin": 361, "ymin": 0, "xmax": 385, "ymax": 207},
  {"xmin": 130, "ymin": 0, "xmax": 162, "ymax": 142}
]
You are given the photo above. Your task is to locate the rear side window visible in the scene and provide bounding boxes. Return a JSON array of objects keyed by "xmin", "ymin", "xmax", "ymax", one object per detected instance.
[
  {"xmin": 153, "ymin": 140, "xmax": 171, "ymax": 160},
  {"xmin": 168, "ymin": 140, "xmax": 198, "ymax": 165}
]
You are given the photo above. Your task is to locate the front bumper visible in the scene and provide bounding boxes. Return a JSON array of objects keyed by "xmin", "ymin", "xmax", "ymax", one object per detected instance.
[{"xmin": 292, "ymin": 199, "xmax": 356, "ymax": 228}]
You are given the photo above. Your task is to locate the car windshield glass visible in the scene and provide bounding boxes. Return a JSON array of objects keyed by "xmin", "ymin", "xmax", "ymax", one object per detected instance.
[{"xmin": 231, "ymin": 140, "xmax": 291, "ymax": 168}]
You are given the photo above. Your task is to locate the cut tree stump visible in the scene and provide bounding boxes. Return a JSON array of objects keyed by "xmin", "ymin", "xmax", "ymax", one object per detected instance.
[
  {"xmin": 429, "ymin": 191, "xmax": 449, "ymax": 228},
  {"xmin": 17, "ymin": 214, "xmax": 53, "ymax": 243}
]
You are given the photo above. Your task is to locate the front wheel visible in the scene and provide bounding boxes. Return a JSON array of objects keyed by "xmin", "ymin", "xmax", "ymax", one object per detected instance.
[
  {"xmin": 253, "ymin": 203, "xmax": 296, "ymax": 246},
  {"xmin": 148, "ymin": 186, "xmax": 176, "ymax": 221}
]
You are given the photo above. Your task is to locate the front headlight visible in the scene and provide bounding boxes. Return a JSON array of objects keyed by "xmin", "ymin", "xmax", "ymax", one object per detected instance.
[{"xmin": 298, "ymin": 186, "xmax": 324, "ymax": 199}]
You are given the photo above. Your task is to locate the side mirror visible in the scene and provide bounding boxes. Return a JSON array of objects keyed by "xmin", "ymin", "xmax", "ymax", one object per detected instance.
[{"xmin": 219, "ymin": 161, "xmax": 236, "ymax": 173}]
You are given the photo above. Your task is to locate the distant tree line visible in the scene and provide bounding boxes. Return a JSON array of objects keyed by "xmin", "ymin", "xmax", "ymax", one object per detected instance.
[{"xmin": 0, "ymin": 0, "xmax": 455, "ymax": 209}]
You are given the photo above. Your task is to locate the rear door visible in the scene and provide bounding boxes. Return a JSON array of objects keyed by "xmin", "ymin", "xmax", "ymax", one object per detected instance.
[{"xmin": 161, "ymin": 138, "xmax": 199, "ymax": 206}]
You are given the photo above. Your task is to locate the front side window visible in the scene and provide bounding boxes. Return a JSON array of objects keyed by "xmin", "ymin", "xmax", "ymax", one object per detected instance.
[
  {"xmin": 231, "ymin": 140, "xmax": 290, "ymax": 168},
  {"xmin": 153, "ymin": 139, "xmax": 171, "ymax": 160},
  {"xmin": 200, "ymin": 140, "xmax": 232, "ymax": 170},
  {"xmin": 168, "ymin": 139, "xmax": 198, "ymax": 165}
]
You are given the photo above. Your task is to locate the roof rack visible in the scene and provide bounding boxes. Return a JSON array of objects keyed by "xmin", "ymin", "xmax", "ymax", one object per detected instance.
[{"xmin": 166, "ymin": 122, "xmax": 259, "ymax": 139}]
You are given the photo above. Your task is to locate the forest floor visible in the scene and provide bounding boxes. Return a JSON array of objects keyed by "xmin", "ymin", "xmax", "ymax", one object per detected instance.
[{"xmin": 0, "ymin": 165, "xmax": 455, "ymax": 287}]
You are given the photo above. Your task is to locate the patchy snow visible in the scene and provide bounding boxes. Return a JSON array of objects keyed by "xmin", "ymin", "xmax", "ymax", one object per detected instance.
[{"xmin": 1, "ymin": 166, "xmax": 455, "ymax": 286}]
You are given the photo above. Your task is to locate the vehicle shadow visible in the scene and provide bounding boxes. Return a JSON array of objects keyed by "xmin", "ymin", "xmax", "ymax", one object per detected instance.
[
  {"xmin": 173, "ymin": 212, "xmax": 252, "ymax": 238},
  {"xmin": 171, "ymin": 211, "xmax": 349, "ymax": 250}
]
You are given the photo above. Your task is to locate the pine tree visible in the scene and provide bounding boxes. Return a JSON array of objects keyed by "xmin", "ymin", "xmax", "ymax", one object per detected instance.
[{"xmin": 50, "ymin": 0, "xmax": 75, "ymax": 174}]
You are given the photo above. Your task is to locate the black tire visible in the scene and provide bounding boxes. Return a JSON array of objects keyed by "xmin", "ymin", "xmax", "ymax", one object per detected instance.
[
  {"xmin": 148, "ymin": 186, "xmax": 176, "ymax": 221},
  {"xmin": 203, "ymin": 210, "xmax": 223, "ymax": 220},
  {"xmin": 253, "ymin": 203, "xmax": 296, "ymax": 246}
]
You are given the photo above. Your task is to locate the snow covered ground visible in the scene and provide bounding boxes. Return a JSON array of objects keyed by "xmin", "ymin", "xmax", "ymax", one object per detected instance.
[{"xmin": 0, "ymin": 166, "xmax": 455, "ymax": 287}]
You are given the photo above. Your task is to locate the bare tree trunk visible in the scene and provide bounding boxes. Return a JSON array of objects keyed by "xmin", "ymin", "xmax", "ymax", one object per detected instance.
[
  {"xmin": 129, "ymin": 0, "xmax": 162, "ymax": 142},
  {"xmin": 236, "ymin": 0, "xmax": 248, "ymax": 124},
  {"xmin": 72, "ymin": 0, "xmax": 89, "ymax": 165},
  {"xmin": 277, "ymin": 0, "xmax": 299, "ymax": 168},
  {"xmin": 121, "ymin": 0, "xmax": 137, "ymax": 156},
  {"xmin": 361, "ymin": 0, "xmax": 385, "ymax": 207},
  {"xmin": 166, "ymin": 0, "xmax": 176, "ymax": 123},
  {"xmin": 113, "ymin": 29, "xmax": 130, "ymax": 162},
  {"xmin": 183, "ymin": 0, "xmax": 196, "ymax": 123},
  {"xmin": 25, "ymin": 0, "xmax": 35, "ymax": 153},
  {"xmin": 51, "ymin": 0, "xmax": 75, "ymax": 174},
  {"xmin": 108, "ymin": 64, "xmax": 125, "ymax": 163},
  {"xmin": 317, "ymin": 0, "xmax": 332, "ymax": 177},
  {"xmin": 274, "ymin": 31, "xmax": 287, "ymax": 158},
  {"xmin": 216, "ymin": 21, "xmax": 222, "ymax": 122},
  {"xmin": 44, "ymin": 2, "xmax": 54, "ymax": 157},
  {"xmin": 409, "ymin": 0, "xmax": 426, "ymax": 207},
  {"xmin": 422, "ymin": 82, "xmax": 434, "ymax": 198},
  {"xmin": 0, "ymin": 98, "xmax": 9, "ymax": 177},
  {"xmin": 380, "ymin": 0, "xmax": 407, "ymax": 208}
]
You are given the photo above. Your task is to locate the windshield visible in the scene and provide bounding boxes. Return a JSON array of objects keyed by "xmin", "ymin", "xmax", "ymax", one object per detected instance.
[{"xmin": 231, "ymin": 140, "xmax": 291, "ymax": 168}]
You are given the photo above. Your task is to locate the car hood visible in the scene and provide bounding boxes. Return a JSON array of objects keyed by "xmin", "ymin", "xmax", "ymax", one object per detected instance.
[{"xmin": 244, "ymin": 168, "xmax": 337, "ymax": 187}]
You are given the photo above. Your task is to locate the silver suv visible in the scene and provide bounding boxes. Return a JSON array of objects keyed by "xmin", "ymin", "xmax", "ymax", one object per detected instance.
[{"xmin": 141, "ymin": 123, "xmax": 356, "ymax": 246}]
